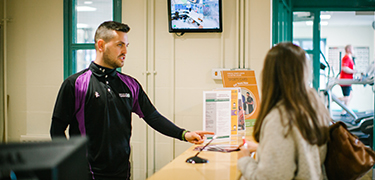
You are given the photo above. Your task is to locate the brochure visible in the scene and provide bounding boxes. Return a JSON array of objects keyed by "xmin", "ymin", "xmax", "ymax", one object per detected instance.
[
  {"xmin": 203, "ymin": 90, "xmax": 231, "ymax": 142},
  {"xmin": 215, "ymin": 87, "xmax": 246, "ymax": 134},
  {"xmin": 193, "ymin": 144, "xmax": 241, "ymax": 153},
  {"xmin": 221, "ymin": 70, "xmax": 260, "ymax": 127}
]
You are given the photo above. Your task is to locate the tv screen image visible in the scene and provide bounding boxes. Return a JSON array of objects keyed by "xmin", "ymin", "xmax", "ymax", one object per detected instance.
[{"xmin": 168, "ymin": 0, "xmax": 222, "ymax": 33}]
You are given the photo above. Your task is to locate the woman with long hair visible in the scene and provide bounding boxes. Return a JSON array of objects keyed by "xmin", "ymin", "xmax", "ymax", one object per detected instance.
[{"xmin": 237, "ymin": 42, "xmax": 330, "ymax": 179}]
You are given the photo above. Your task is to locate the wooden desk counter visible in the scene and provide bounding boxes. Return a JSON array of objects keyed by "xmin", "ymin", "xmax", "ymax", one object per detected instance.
[{"xmin": 148, "ymin": 129, "xmax": 254, "ymax": 180}]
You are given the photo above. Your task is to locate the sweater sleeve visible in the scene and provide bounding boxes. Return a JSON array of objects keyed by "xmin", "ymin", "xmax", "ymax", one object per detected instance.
[{"xmin": 237, "ymin": 109, "xmax": 296, "ymax": 179}]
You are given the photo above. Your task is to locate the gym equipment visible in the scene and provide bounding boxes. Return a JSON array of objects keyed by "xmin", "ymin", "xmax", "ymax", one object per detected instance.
[{"xmin": 322, "ymin": 61, "xmax": 375, "ymax": 146}]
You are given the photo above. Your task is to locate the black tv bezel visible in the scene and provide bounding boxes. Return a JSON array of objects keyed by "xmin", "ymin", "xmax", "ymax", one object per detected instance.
[
  {"xmin": 168, "ymin": 0, "xmax": 223, "ymax": 33},
  {"xmin": 0, "ymin": 137, "xmax": 88, "ymax": 180}
]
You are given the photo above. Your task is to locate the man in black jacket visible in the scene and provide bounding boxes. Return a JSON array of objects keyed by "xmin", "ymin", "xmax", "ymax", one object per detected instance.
[{"xmin": 50, "ymin": 21, "xmax": 213, "ymax": 180}]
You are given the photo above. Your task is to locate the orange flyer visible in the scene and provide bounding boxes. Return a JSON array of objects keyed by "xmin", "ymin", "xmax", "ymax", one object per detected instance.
[{"xmin": 221, "ymin": 70, "xmax": 260, "ymax": 127}]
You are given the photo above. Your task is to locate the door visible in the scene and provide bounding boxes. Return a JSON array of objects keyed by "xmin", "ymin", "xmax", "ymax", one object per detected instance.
[{"xmin": 272, "ymin": 0, "xmax": 292, "ymax": 45}]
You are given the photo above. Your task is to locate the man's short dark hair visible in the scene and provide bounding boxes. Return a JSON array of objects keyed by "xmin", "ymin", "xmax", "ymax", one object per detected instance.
[{"xmin": 94, "ymin": 21, "xmax": 130, "ymax": 44}]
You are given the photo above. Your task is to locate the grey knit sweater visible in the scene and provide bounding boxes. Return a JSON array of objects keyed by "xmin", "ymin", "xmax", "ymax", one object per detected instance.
[{"xmin": 237, "ymin": 105, "xmax": 329, "ymax": 180}]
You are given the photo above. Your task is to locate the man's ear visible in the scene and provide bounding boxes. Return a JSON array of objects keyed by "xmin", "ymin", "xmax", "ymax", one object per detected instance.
[{"xmin": 97, "ymin": 39, "xmax": 105, "ymax": 52}]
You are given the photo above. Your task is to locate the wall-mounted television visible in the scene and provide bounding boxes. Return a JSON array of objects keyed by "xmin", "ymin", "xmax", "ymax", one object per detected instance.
[{"xmin": 168, "ymin": 0, "xmax": 223, "ymax": 33}]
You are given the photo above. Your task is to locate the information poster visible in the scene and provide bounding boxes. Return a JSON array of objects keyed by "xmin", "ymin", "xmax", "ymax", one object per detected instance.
[
  {"xmin": 215, "ymin": 87, "xmax": 245, "ymax": 134},
  {"xmin": 203, "ymin": 91, "xmax": 231, "ymax": 141},
  {"xmin": 221, "ymin": 70, "xmax": 260, "ymax": 127}
]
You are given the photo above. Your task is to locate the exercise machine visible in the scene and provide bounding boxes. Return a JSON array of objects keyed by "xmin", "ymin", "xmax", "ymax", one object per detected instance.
[{"xmin": 322, "ymin": 61, "xmax": 375, "ymax": 146}]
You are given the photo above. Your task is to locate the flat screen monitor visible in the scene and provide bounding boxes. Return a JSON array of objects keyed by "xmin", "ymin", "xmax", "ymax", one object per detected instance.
[
  {"xmin": 168, "ymin": 0, "xmax": 223, "ymax": 33},
  {"xmin": 0, "ymin": 137, "xmax": 88, "ymax": 180}
]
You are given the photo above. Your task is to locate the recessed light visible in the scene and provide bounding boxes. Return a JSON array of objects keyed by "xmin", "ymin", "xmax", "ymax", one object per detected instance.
[
  {"xmin": 77, "ymin": 23, "xmax": 89, "ymax": 28},
  {"xmin": 77, "ymin": 6, "xmax": 97, "ymax": 12},
  {"xmin": 320, "ymin": 15, "xmax": 331, "ymax": 20},
  {"xmin": 84, "ymin": 1, "xmax": 93, "ymax": 4}
]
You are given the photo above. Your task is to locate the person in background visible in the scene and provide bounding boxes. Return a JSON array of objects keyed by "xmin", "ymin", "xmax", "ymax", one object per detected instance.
[
  {"xmin": 237, "ymin": 42, "xmax": 330, "ymax": 179},
  {"xmin": 242, "ymin": 94, "xmax": 247, "ymax": 114},
  {"xmin": 246, "ymin": 92, "xmax": 254, "ymax": 114},
  {"xmin": 339, "ymin": 44, "xmax": 356, "ymax": 116},
  {"xmin": 238, "ymin": 104, "xmax": 245, "ymax": 130},
  {"xmin": 50, "ymin": 21, "xmax": 214, "ymax": 180}
]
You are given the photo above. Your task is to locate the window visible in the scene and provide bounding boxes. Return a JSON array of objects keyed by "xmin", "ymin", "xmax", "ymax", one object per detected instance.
[
  {"xmin": 293, "ymin": 38, "xmax": 326, "ymax": 56},
  {"xmin": 64, "ymin": 0, "xmax": 122, "ymax": 79}
]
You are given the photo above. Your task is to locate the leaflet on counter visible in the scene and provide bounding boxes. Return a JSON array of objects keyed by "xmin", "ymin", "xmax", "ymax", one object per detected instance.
[{"xmin": 203, "ymin": 90, "xmax": 231, "ymax": 142}]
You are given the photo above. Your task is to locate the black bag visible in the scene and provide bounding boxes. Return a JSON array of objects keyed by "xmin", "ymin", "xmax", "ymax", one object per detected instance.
[{"xmin": 324, "ymin": 121, "xmax": 375, "ymax": 180}]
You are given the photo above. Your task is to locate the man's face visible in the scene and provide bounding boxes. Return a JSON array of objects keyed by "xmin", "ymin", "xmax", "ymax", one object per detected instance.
[
  {"xmin": 346, "ymin": 46, "xmax": 353, "ymax": 54},
  {"xmin": 102, "ymin": 31, "xmax": 129, "ymax": 69},
  {"xmin": 349, "ymin": 46, "xmax": 354, "ymax": 54}
]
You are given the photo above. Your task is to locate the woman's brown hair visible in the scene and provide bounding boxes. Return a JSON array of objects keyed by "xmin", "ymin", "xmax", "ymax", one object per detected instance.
[{"xmin": 253, "ymin": 42, "xmax": 329, "ymax": 146}]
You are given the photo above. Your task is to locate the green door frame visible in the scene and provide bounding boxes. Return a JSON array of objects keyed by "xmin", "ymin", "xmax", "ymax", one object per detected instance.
[
  {"xmin": 272, "ymin": 0, "xmax": 292, "ymax": 45},
  {"xmin": 63, "ymin": 0, "xmax": 122, "ymax": 79},
  {"xmin": 312, "ymin": 10, "xmax": 320, "ymax": 90}
]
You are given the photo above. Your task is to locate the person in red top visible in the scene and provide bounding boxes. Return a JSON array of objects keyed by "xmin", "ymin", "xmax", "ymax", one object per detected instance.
[{"xmin": 339, "ymin": 44, "xmax": 356, "ymax": 115}]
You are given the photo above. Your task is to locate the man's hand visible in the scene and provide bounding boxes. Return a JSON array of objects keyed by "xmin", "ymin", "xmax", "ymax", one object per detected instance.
[{"xmin": 185, "ymin": 131, "xmax": 215, "ymax": 144}]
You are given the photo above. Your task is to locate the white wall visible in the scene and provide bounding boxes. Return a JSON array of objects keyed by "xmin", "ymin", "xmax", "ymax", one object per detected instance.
[
  {"xmin": 0, "ymin": 0, "xmax": 4, "ymax": 141},
  {"xmin": 6, "ymin": 0, "xmax": 63, "ymax": 141},
  {"xmin": 5, "ymin": 0, "xmax": 271, "ymax": 179},
  {"xmin": 123, "ymin": 0, "xmax": 271, "ymax": 179}
]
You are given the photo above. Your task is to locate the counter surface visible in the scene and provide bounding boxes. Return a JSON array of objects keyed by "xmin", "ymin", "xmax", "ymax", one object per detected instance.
[{"xmin": 147, "ymin": 129, "xmax": 254, "ymax": 180}]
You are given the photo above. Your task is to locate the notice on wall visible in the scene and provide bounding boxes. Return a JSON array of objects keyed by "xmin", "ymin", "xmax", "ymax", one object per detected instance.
[
  {"xmin": 221, "ymin": 70, "xmax": 260, "ymax": 127},
  {"xmin": 203, "ymin": 91, "xmax": 231, "ymax": 142}
]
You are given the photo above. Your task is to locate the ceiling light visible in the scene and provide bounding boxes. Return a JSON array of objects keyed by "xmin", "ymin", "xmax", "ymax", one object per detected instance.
[
  {"xmin": 77, "ymin": 23, "xmax": 89, "ymax": 28},
  {"xmin": 84, "ymin": 1, "xmax": 93, "ymax": 4},
  {"xmin": 321, "ymin": 21, "xmax": 328, "ymax": 26},
  {"xmin": 77, "ymin": 6, "xmax": 97, "ymax": 12},
  {"xmin": 296, "ymin": 12, "xmax": 311, "ymax": 17},
  {"xmin": 320, "ymin": 15, "xmax": 331, "ymax": 19}
]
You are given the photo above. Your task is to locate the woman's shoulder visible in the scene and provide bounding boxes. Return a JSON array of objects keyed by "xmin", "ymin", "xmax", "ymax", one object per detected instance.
[
  {"xmin": 261, "ymin": 105, "xmax": 288, "ymax": 131},
  {"xmin": 263, "ymin": 106, "xmax": 281, "ymax": 122},
  {"xmin": 264, "ymin": 103, "xmax": 288, "ymax": 122}
]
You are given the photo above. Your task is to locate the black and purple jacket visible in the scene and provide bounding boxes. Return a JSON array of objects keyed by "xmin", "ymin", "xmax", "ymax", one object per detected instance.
[{"xmin": 50, "ymin": 62, "xmax": 184, "ymax": 179}]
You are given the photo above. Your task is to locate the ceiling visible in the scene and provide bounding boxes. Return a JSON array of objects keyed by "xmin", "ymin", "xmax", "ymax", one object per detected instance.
[
  {"xmin": 75, "ymin": 0, "xmax": 375, "ymax": 28},
  {"xmin": 294, "ymin": 11, "xmax": 375, "ymax": 27}
]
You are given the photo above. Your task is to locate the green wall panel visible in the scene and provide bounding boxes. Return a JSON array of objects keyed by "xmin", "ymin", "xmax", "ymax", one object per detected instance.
[{"xmin": 292, "ymin": 0, "xmax": 375, "ymax": 11}]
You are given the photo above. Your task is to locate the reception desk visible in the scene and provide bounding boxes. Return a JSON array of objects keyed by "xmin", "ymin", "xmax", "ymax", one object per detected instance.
[{"xmin": 147, "ymin": 129, "xmax": 254, "ymax": 180}]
